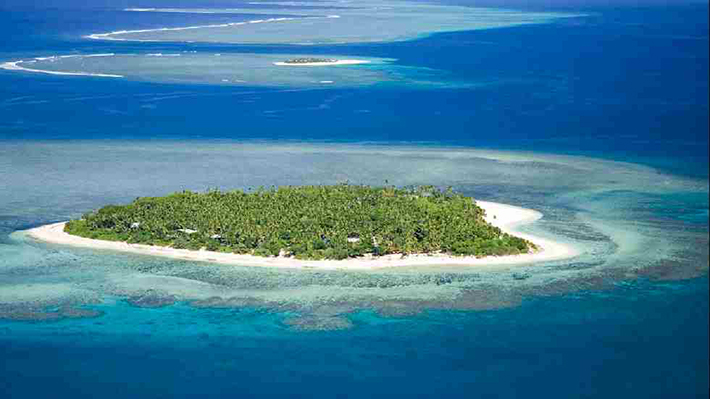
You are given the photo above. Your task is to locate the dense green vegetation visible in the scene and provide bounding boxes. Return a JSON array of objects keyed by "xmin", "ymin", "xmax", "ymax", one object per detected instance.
[
  {"xmin": 64, "ymin": 185, "xmax": 534, "ymax": 260},
  {"xmin": 284, "ymin": 57, "xmax": 337, "ymax": 64}
]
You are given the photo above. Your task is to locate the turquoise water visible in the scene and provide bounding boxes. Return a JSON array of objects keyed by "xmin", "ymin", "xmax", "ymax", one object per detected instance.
[
  {"xmin": 1, "ymin": 279, "xmax": 707, "ymax": 398},
  {"xmin": 0, "ymin": 1, "xmax": 707, "ymax": 397}
]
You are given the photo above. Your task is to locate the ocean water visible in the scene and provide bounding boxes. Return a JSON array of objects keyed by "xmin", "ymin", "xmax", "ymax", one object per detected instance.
[{"xmin": 0, "ymin": 1, "xmax": 708, "ymax": 398}]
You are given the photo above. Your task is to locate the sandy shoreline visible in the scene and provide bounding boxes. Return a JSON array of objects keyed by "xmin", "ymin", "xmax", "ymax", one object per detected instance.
[
  {"xmin": 23, "ymin": 201, "xmax": 576, "ymax": 270},
  {"xmin": 273, "ymin": 60, "xmax": 371, "ymax": 66}
]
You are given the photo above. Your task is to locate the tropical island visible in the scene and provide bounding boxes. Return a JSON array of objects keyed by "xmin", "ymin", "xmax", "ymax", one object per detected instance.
[
  {"xmin": 283, "ymin": 57, "xmax": 338, "ymax": 64},
  {"xmin": 61, "ymin": 185, "xmax": 533, "ymax": 260},
  {"xmin": 273, "ymin": 58, "xmax": 371, "ymax": 66}
]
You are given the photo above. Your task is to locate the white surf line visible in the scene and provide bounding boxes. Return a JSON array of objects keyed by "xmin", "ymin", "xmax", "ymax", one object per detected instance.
[
  {"xmin": 125, "ymin": 6, "xmax": 342, "ymax": 15},
  {"xmin": 85, "ymin": 15, "xmax": 338, "ymax": 41},
  {"xmin": 125, "ymin": 7, "xmax": 244, "ymax": 14},
  {"xmin": 2, "ymin": 95, "xmax": 34, "ymax": 104},
  {"xmin": 83, "ymin": 53, "xmax": 117, "ymax": 58},
  {"xmin": 0, "ymin": 54, "xmax": 123, "ymax": 78}
]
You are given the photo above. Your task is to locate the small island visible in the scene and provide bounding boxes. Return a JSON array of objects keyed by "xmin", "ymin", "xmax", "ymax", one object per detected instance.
[
  {"xmin": 273, "ymin": 58, "xmax": 371, "ymax": 66},
  {"xmin": 283, "ymin": 57, "xmax": 338, "ymax": 64},
  {"xmin": 61, "ymin": 185, "xmax": 534, "ymax": 261}
]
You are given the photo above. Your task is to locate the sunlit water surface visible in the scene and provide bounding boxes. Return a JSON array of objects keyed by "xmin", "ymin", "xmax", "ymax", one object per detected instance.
[{"xmin": 0, "ymin": 1, "xmax": 707, "ymax": 398}]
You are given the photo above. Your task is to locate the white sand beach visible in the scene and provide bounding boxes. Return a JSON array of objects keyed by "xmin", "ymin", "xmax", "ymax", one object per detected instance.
[
  {"xmin": 25, "ymin": 201, "xmax": 577, "ymax": 270},
  {"xmin": 273, "ymin": 60, "xmax": 371, "ymax": 66}
]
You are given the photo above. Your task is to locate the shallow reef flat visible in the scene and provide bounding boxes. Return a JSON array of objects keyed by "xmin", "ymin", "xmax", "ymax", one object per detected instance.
[
  {"xmin": 1, "ymin": 53, "xmax": 463, "ymax": 88},
  {"xmin": 94, "ymin": 1, "xmax": 576, "ymax": 45},
  {"xmin": 1, "ymin": 53, "xmax": 396, "ymax": 88},
  {"xmin": 1, "ymin": 142, "xmax": 707, "ymax": 328}
]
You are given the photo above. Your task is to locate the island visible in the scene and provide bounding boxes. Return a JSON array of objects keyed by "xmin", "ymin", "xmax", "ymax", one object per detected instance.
[
  {"xmin": 282, "ymin": 57, "xmax": 338, "ymax": 64},
  {"xmin": 273, "ymin": 58, "xmax": 371, "ymax": 66},
  {"xmin": 26, "ymin": 185, "xmax": 577, "ymax": 269}
]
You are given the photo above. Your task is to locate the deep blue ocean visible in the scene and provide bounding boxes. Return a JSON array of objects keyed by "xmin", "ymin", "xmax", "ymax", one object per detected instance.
[{"xmin": 0, "ymin": 1, "xmax": 708, "ymax": 398}]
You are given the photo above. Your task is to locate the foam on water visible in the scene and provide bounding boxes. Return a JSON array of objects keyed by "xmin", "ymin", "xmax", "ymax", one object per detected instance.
[
  {"xmin": 110, "ymin": 1, "xmax": 575, "ymax": 45},
  {"xmin": 84, "ymin": 16, "xmax": 305, "ymax": 42},
  {"xmin": 0, "ymin": 59, "xmax": 124, "ymax": 78},
  {"xmin": 0, "ymin": 141, "xmax": 706, "ymax": 328}
]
